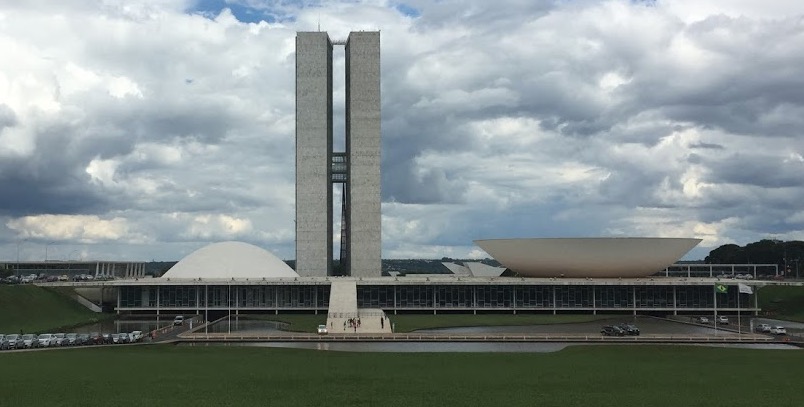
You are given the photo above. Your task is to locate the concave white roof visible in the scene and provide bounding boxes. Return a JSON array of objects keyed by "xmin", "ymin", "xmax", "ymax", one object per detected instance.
[
  {"xmin": 442, "ymin": 262, "xmax": 471, "ymax": 276},
  {"xmin": 161, "ymin": 241, "xmax": 298, "ymax": 279},
  {"xmin": 474, "ymin": 238, "xmax": 701, "ymax": 278},
  {"xmin": 442, "ymin": 262, "xmax": 505, "ymax": 277},
  {"xmin": 464, "ymin": 262, "xmax": 506, "ymax": 277}
]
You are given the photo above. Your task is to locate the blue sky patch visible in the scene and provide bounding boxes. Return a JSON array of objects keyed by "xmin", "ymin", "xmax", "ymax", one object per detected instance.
[
  {"xmin": 394, "ymin": 3, "xmax": 421, "ymax": 18},
  {"xmin": 189, "ymin": 0, "xmax": 285, "ymax": 23}
]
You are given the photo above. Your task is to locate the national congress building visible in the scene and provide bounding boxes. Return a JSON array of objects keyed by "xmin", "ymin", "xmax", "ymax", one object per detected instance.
[{"xmin": 296, "ymin": 31, "xmax": 381, "ymax": 278}]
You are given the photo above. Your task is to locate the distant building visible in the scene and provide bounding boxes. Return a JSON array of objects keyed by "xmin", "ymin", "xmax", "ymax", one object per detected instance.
[{"xmin": 1, "ymin": 260, "xmax": 145, "ymax": 279}]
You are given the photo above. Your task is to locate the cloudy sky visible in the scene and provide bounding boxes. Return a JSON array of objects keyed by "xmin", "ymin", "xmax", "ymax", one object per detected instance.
[{"xmin": 2, "ymin": 0, "xmax": 804, "ymax": 263}]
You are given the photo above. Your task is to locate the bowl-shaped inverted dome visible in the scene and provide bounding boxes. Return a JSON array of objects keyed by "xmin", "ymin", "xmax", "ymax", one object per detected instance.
[
  {"xmin": 162, "ymin": 241, "xmax": 298, "ymax": 279},
  {"xmin": 474, "ymin": 238, "xmax": 701, "ymax": 278}
]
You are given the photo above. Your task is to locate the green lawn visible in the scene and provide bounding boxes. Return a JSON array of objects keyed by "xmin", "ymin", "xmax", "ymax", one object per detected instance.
[
  {"xmin": 387, "ymin": 313, "xmax": 614, "ymax": 333},
  {"xmin": 244, "ymin": 314, "xmax": 327, "ymax": 332},
  {"xmin": 0, "ymin": 345, "xmax": 801, "ymax": 406},
  {"xmin": 0, "ymin": 285, "xmax": 111, "ymax": 333},
  {"xmin": 758, "ymin": 285, "xmax": 804, "ymax": 322}
]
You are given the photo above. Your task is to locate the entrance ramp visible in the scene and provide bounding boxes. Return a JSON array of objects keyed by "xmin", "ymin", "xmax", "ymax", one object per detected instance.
[{"xmin": 326, "ymin": 279, "xmax": 392, "ymax": 334}]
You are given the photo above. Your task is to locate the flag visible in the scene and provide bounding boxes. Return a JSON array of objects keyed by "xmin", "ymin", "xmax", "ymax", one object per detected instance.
[
  {"xmin": 738, "ymin": 283, "xmax": 754, "ymax": 294},
  {"xmin": 715, "ymin": 283, "xmax": 728, "ymax": 294}
]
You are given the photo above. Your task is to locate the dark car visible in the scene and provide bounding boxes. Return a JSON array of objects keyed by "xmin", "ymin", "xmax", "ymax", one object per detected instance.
[
  {"xmin": 90, "ymin": 332, "xmax": 103, "ymax": 345},
  {"xmin": 617, "ymin": 323, "xmax": 640, "ymax": 336},
  {"xmin": 64, "ymin": 333, "xmax": 79, "ymax": 346},
  {"xmin": 77, "ymin": 333, "xmax": 91, "ymax": 345},
  {"xmin": 601, "ymin": 325, "xmax": 625, "ymax": 336}
]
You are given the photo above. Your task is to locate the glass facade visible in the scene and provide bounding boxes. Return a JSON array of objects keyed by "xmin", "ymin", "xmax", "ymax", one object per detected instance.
[
  {"xmin": 117, "ymin": 283, "xmax": 751, "ymax": 312},
  {"xmin": 119, "ymin": 285, "xmax": 330, "ymax": 309}
]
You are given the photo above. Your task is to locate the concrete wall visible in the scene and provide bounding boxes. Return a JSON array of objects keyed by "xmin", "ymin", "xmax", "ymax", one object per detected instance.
[
  {"xmin": 345, "ymin": 32, "xmax": 381, "ymax": 277},
  {"xmin": 295, "ymin": 32, "xmax": 333, "ymax": 277}
]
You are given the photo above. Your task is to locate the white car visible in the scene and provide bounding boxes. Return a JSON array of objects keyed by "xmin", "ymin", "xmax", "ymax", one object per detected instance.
[
  {"xmin": 37, "ymin": 333, "xmax": 56, "ymax": 347},
  {"xmin": 173, "ymin": 316, "xmax": 184, "ymax": 326},
  {"xmin": 717, "ymin": 316, "xmax": 729, "ymax": 325},
  {"xmin": 697, "ymin": 316, "xmax": 710, "ymax": 324},
  {"xmin": 317, "ymin": 324, "xmax": 328, "ymax": 335},
  {"xmin": 755, "ymin": 323, "xmax": 772, "ymax": 333},
  {"xmin": 130, "ymin": 331, "xmax": 143, "ymax": 342},
  {"xmin": 770, "ymin": 326, "xmax": 787, "ymax": 335}
]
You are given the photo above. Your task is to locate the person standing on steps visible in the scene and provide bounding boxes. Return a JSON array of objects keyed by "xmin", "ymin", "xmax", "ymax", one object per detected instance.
[{"xmin": 380, "ymin": 317, "xmax": 384, "ymax": 329}]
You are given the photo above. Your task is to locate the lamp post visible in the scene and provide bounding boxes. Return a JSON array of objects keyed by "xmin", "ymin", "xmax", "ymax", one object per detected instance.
[
  {"xmin": 16, "ymin": 238, "xmax": 28, "ymax": 277},
  {"xmin": 45, "ymin": 241, "xmax": 55, "ymax": 262}
]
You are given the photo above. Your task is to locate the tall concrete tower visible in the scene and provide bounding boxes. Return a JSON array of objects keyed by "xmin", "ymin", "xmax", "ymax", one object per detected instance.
[
  {"xmin": 295, "ymin": 31, "xmax": 381, "ymax": 278},
  {"xmin": 295, "ymin": 32, "xmax": 333, "ymax": 277}
]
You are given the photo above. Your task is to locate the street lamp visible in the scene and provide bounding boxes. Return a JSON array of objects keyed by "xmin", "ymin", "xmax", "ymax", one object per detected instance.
[
  {"xmin": 45, "ymin": 241, "xmax": 55, "ymax": 262},
  {"xmin": 16, "ymin": 238, "xmax": 28, "ymax": 277}
]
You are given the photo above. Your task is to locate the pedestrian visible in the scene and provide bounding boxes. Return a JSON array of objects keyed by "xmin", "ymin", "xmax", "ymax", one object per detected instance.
[
  {"xmin": 343, "ymin": 320, "xmax": 346, "ymax": 331},
  {"xmin": 380, "ymin": 317, "xmax": 384, "ymax": 329},
  {"xmin": 357, "ymin": 317, "xmax": 361, "ymax": 328}
]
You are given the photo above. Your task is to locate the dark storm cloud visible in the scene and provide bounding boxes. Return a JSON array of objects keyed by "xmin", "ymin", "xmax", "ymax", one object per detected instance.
[
  {"xmin": 0, "ymin": 136, "xmax": 108, "ymax": 217},
  {"xmin": 703, "ymin": 154, "xmax": 804, "ymax": 188},
  {"xmin": 689, "ymin": 142, "xmax": 723, "ymax": 150}
]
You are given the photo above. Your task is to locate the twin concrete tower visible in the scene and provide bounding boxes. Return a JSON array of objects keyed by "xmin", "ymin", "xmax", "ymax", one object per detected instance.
[{"xmin": 295, "ymin": 31, "xmax": 381, "ymax": 277}]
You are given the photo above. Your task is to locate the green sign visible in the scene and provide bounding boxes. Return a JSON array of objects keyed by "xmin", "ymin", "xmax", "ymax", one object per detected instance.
[{"xmin": 715, "ymin": 284, "xmax": 728, "ymax": 294}]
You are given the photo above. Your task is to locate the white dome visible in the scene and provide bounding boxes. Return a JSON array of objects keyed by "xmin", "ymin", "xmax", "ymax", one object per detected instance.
[{"xmin": 162, "ymin": 241, "xmax": 298, "ymax": 279}]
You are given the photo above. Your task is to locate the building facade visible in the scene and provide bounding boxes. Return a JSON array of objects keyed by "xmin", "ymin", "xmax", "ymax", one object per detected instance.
[{"xmin": 296, "ymin": 31, "xmax": 381, "ymax": 277}]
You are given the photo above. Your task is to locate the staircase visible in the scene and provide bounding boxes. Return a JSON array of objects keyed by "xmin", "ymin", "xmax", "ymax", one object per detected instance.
[{"xmin": 326, "ymin": 279, "xmax": 392, "ymax": 334}]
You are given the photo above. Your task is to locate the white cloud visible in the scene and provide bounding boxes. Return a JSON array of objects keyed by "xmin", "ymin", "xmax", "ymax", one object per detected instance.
[
  {"xmin": 6, "ymin": 215, "xmax": 134, "ymax": 243},
  {"xmin": 2, "ymin": 0, "xmax": 804, "ymax": 263}
]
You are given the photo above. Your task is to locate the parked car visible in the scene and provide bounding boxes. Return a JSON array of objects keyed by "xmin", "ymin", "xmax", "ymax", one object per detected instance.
[
  {"xmin": 90, "ymin": 332, "xmax": 103, "ymax": 345},
  {"xmin": 37, "ymin": 333, "xmax": 56, "ymax": 347},
  {"xmin": 22, "ymin": 334, "xmax": 38, "ymax": 348},
  {"xmin": 601, "ymin": 325, "xmax": 625, "ymax": 336},
  {"xmin": 317, "ymin": 325, "xmax": 328, "ymax": 335},
  {"xmin": 5, "ymin": 334, "xmax": 23, "ymax": 349},
  {"xmin": 111, "ymin": 334, "xmax": 121, "ymax": 344},
  {"xmin": 616, "ymin": 323, "xmax": 640, "ymax": 336},
  {"xmin": 755, "ymin": 323, "xmax": 772, "ymax": 333},
  {"xmin": 0, "ymin": 334, "xmax": 8, "ymax": 350},
  {"xmin": 53, "ymin": 333, "xmax": 67, "ymax": 346},
  {"xmin": 770, "ymin": 326, "xmax": 787, "ymax": 335},
  {"xmin": 173, "ymin": 316, "xmax": 185, "ymax": 326},
  {"xmin": 717, "ymin": 316, "xmax": 729, "ymax": 325},
  {"xmin": 76, "ymin": 333, "xmax": 91, "ymax": 345},
  {"xmin": 65, "ymin": 333, "xmax": 79, "ymax": 346},
  {"xmin": 130, "ymin": 331, "xmax": 143, "ymax": 342},
  {"xmin": 696, "ymin": 316, "xmax": 710, "ymax": 324}
]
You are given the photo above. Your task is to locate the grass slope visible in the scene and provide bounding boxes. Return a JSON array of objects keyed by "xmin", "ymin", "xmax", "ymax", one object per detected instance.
[
  {"xmin": 0, "ymin": 345, "xmax": 802, "ymax": 407},
  {"xmin": 388, "ymin": 314, "xmax": 613, "ymax": 333},
  {"xmin": 758, "ymin": 286, "xmax": 804, "ymax": 322},
  {"xmin": 0, "ymin": 285, "xmax": 108, "ymax": 333}
]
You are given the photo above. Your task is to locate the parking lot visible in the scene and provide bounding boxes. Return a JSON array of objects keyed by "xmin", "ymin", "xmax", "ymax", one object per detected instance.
[{"xmin": 0, "ymin": 330, "xmax": 147, "ymax": 351}]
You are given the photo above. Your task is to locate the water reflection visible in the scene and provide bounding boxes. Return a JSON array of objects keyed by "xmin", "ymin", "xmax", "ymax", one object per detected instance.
[
  {"xmin": 187, "ymin": 341, "xmax": 573, "ymax": 353},
  {"xmin": 203, "ymin": 319, "xmax": 287, "ymax": 334},
  {"xmin": 182, "ymin": 341, "xmax": 799, "ymax": 353},
  {"xmin": 175, "ymin": 318, "xmax": 801, "ymax": 353}
]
